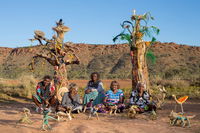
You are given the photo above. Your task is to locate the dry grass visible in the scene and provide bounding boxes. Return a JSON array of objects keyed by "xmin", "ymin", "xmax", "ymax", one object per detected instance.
[
  {"xmin": 70, "ymin": 79, "xmax": 132, "ymax": 89},
  {"xmin": 0, "ymin": 77, "xmax": 199, "ymax": 101},
  {"xmin": 0, "ymin": 75, "xmax": 37, "ymax": 99}
]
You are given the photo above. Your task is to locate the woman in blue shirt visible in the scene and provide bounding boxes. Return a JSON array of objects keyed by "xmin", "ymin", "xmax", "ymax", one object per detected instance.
[{"xmin": 104, "ymin": 81, "xmax": 125, "ymax": 112}]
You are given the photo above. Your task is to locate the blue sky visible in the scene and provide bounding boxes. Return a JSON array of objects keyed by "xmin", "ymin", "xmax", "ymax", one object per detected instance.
[{"xmin": 0, "ymin": 0, "xmax": 199, "ymax": 48}]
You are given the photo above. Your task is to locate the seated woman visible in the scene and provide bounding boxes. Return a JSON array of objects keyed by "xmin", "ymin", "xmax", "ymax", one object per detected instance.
[
  {"xmin": 103, "ymin": 81, "xmax": 125, "ymax": 112},
  {"xmin": 129, "ymin": 82, "xmax": 156, "ymax": 113},
  {"xmin": 32, "ymin": 75, "xmax": 56, "ymax": 113},
  {"xmin": 56, "ymin": 83, "xmax": 82, "ymax": 113},
  {"xmin": 83, "ymin": 72, "xmax": 104, "ymax": 106}
]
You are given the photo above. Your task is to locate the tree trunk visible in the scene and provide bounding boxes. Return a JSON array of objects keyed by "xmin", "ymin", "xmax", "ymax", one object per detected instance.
[{"xmin": 131, "ymin": 43, "xmax": 150, "ymax": 91}]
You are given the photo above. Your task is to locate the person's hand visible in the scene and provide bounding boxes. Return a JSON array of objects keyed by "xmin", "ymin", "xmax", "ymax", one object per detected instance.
[
  {"xmin": 85, "ymin": 89, "xmax": 91, "ymax": 94},
  {"xmin": 91, "ymin": 89, "xmax": 97, "ymax": 92},
  {"xmin": 45, "ymin": 100, "xmax": 49, "ymax": 105}
]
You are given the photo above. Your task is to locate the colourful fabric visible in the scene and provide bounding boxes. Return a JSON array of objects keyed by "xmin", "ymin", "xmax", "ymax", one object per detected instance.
[
  {"xmin": 83, "ymin": 91, "xmax": 98, "ymax": 105},
  {"xmin": 130, "ymin": 90, "xmax": 150, "ymax": 109},
  {"xmin": 83, "ymin": 81, "xmax": 105, "ymax": 105},
  {"xmin": 33, "ymin": 94, "xmax": 42, "ymax": 103},
  {"xmin": 105, "ymin": 89, "xmax": 124, "ymax": 104},
  {"xmin": 85, "ymin": 81, "xmax": 104, "ymax": 93},
  {"xmin": 35, "ymin": 82, "xmax": 55, "ymax": 100},
  {"xmin": 95, "ymin": 103, "xmax": 125, "ymax": 113}
]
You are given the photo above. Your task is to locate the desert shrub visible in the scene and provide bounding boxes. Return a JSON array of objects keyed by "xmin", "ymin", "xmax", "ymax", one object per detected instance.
[
  {"xmin": 18, "ymin": 75, "xmax": 37, "ymax": 97},
  {"xmin": 0, "ymin": 75, "xmax": 37, "ymax": 98}
]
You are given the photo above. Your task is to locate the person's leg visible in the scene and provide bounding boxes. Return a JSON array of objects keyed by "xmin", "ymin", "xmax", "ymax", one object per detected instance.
[
  {"xmin": 117, "ymin": 103, "xmax": 125, "ymax": 113},
  {"xmin": 83, "ymin": 91, "xmax": 98, "ymax": 105},
  {"xmin": 135, "ymin": 107, "xmax": 144, "ymax": 113},
  {"xmin": 32, "ymin": 95, "xmax": 42, "ymax": 107},
  {"xmin": 147, "ymin": 104, "xmax": 157, "ymax": 112},
  {"xmin": 56, "ymin": 105, "xmax": 66, "ymax": 112},
  {"xmin": 94, "ymin": 92, "xmax": 104, "ymax": 105},
  {"xmin": 48, "ymin": 96, "xmax": 57, "ymax": 107}
]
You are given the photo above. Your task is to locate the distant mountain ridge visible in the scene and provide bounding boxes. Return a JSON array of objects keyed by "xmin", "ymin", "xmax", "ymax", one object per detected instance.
[{"xmin": 0, "ymin": 42, "xmax": 199, "ymax": 86}]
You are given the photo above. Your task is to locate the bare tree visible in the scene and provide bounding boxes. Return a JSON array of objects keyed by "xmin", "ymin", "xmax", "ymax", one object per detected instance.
[{"xmin": 29, "ymin": 19, "xmax": 80, "ymax": 98}]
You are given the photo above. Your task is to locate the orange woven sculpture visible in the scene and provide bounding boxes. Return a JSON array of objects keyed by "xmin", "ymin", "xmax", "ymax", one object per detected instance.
[{"xmin": 172, "ymin": 95, "xmax": 188, "ymax": 113}]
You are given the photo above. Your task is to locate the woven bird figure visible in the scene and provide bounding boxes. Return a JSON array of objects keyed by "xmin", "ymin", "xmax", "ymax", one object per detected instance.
[{"xmin": 172, "ymin": 95, "xmax": 188, "ymax": 114}]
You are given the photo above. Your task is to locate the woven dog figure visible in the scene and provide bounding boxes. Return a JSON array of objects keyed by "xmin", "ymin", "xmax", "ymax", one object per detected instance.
[
  {"xmin": 41, "ymin": 109, "xmax": 58, "ymax": 131},
  {"xmin": 83, "ymin": 99, "xmax": 93, "ymax": 113},
  {"xmin": 108, "ymin": 105, "xmax": 118, "ymax": 115},
  {"xmin": 88, "ymin": 105, "xmax": 99, "ymax": 120},
  {"xmin": 127, "ymin": 105, "xmax": 137, "ymax": 118},
  {"xmin": 17, "ymin": 108, "xmax": 32, "ymax": 124},
  {"xmin": 169, "ymin": 110, "xmax": 195, "ymax": 128},
  {"xmin": 56, "ymin": 107, "xmax": 73, "ymax": 121},
  {"xmin": 84, "ymin": 99, "xmax": 99, "ymax": 120}
]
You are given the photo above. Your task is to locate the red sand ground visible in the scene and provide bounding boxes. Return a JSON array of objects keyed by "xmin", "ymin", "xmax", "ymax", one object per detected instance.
[{"xmin": 0, "ymin": 98, "xmax": 199, "ymax": 133}]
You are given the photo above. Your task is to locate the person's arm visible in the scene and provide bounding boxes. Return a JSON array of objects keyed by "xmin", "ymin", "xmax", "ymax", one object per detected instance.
[
  {"xmin": 144, "ymin": 92, "xmax": 150, "ymax": 104},
  {"xmin": 61, "ymin": 93, "xmax": 69, "ymax": 107},
  {"xmin": 84, "ymin": 82, "xmax": 92, "ymax": 94},
  {"xmin": 73, "ymin": 94, "xmax": 81, "ymax": 105},
  {"xmin": 103, "ymin": 91, "xmax": 109, "ymax": 105},
  {"xmin": 36, "ymin": 84, "xmax": 45, "ymax": 102},
  {"xmin": 49, "ymin": 84, "xmax": 56, "ymax": 97},
  {"xmin": 119, "ymin": 90, "xmax": 124, "ymax": 104},
  {"xmin": 130, "ymin": 91, "xmax": 136, "ymax": 105},
  {"xmin": 97, "ymin": 82, "xmax": 105, "ymax": 93}
]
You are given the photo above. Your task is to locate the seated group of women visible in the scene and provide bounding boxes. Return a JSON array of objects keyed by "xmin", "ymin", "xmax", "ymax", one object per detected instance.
[{"xmin": 32, "ymin": 72, "xmax": 156, "ymax": 114}]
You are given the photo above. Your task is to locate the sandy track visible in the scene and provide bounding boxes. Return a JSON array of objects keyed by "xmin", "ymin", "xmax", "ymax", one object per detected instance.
[{"xmin": 0, "ymin": 99, "xmax": 199, "ymax": 133}]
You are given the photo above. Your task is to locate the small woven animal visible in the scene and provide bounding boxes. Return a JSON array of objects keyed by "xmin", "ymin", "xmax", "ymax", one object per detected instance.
[
  {"xmin": 83, "ymin": 99, "xmax": 93, "ymax": 113},
  {"xmin": 84, "ymin": 99, "xmax": 99, "ymax": 120},
  {"xmin": 149, "ymin": 110, "xmax": 157, "ymax": 120},
  {"xmin": 169, "ymin": 110, "xmax": 195, "ymax": 128},
  {"xmin": 41, "ymin": 109, "xmax": 58, "ymax": 131},
  {"xmin": 56, "ymin": 107, "xmax": 73, "ymax": 121},
  {"xmin": 127, "ymin": 105, "xmax": 137, "ymax": 118},
  {"xmin": 108, "ymin": 104, "xmax": 118, "ymax": 115},
  {"xmin": 17, "ymin": 108, "xmax": 32, "ymax": 124},
  {"xmin": 88, "ymin": 105, "xmax": 99, "ymax": 120},
  {"xmin": 153, "ymin": 86, "xmax": 167, "ymax": 109}
]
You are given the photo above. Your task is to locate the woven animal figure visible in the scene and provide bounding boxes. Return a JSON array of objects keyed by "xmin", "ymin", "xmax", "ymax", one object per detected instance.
[
  {"xmin": 156, "ymin": 86, "xmax": 167, "ymax": 109},
  {"xmin": 83, "ymin": 99, "xmax": 94, "ymax": 113},
  {"xmin": 127, "ymin": 105, "xmax": 137, "ymax": 118},
  {"xmin": 88, "ymin": 105, "xmax": 99, "ymax": 120},
  {"xmin": 149, "ymin": 110, "xmax": 157, "ymax": 120},
  {"xmin": 172, "ymin": 95, "xmax": 188, "ymax": 113},
  {"xmin": 108, "ymin": 105, "xmax": 118, "ymax": 115},
  {"xmin": 17, "ymin": 108, "xmax": 32, "ymax": 124},
  {"xmin": 84, "ymin": 99, "xmax": 99, "ymax": 120},
  {"xmin": 169, "ymin": 110, "xmax": 195, "ymax": 128},
  {"xmin": 41, "ymin": 109, "xmax": 58, "ymax": 131},
  {"xmin": 56, "ymin": 107, "xmax": 73, "ymax": 121},
  {"xmin": 152, "ymin": 86, "xmax": 167, "ymax": 109}
]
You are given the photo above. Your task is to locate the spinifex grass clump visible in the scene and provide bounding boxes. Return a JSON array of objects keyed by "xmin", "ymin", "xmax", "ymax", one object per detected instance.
[{"xmin": 113, "ymin": 10, "xmax": 159, "ymax": 92}]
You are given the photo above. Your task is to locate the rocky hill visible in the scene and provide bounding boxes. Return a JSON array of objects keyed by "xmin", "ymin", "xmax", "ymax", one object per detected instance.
[{"xmin": 0, "ymin": 42, "xmax": 200, "ymax": 86}]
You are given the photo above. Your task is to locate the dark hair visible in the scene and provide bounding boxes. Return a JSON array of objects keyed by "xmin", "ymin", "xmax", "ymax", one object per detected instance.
[
  {"xmin": 90, "ymin": 72, "xmax": 100, "ymax": 81},
  {"xmin": 43, "ymin": 75, "xmax": 52, "ymax": 81},
  {"xmin": 68, "ymin": 83, "xmax": 78, "ymax": 91},
  {"xmin": 110, "ymin": 80, "xmax": 120, "ymax": 89}
]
